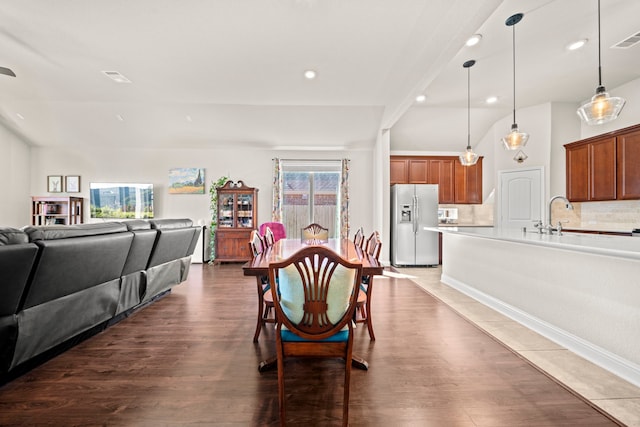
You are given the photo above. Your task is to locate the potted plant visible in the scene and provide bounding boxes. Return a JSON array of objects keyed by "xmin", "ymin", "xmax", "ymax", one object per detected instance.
[{"xmin": 209, "ymin": 175, "xmax": 229, "ymax": 262}]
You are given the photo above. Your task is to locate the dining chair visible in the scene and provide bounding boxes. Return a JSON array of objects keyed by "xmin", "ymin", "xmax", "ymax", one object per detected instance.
[
  {"xmin": 263, "ymin": 226, "xmax": 275, "ymax": 248},
  {"xmin": 249, "ymin": 229, "xmax": 275, "ymax": 342},
  {"xmin": 259, "ymin": 221, "xmax": 286, "ymax": 243},
  {"xmin": 268, "ymin": 245, "xmax": 363, "ymax": 427},
  {"xmin": 355, "ymin": 231, "xmax": 382, "ymax": 340},
  {"xmin": 353, "ymin": 227, "xmax": 364, "ymax": 250},
  {"xmin": 301, "ymin": 223, "xmax": 329, "ymax": 242}
]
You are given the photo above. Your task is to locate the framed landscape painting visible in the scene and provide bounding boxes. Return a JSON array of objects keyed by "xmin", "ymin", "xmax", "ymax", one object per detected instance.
[{"xmin": 169, "ymin": 168, "xmax": 205, "ymax": 194}]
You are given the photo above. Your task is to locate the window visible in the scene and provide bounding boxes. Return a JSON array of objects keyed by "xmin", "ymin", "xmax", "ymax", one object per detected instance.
[{"xmin": 280, "ymin": 160, "xmax": 342, "ymax": 239}]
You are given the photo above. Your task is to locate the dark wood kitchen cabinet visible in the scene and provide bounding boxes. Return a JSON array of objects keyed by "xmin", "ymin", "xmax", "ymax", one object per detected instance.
[
  {"xmin": 427, "ymin": 159, "xmax": 455, "ymax": 203},
  {"xmin": 390, "ymin": 155, "xmax": 482, "ymax": 204},
  {"xmin": 390, "ymin": 158, "xmax": 429, "ymax": 184},
  {"xmin": 617, "ymin": 128, "xmax": 640, "ymax": 199},
  {"xmin": 454, "ymin": 158, "xmax": 483, "ymax": 204},
  {"xmin": 565, "ymin": 123, "xmax": 640, "ymax": 202}
]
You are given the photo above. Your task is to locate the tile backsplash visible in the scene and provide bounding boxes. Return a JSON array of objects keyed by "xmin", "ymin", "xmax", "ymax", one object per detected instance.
[
  {"xmin": 439, "ymin": 203, "xmax": 494, "ymax": 226},
  {"xmin": 552, "ymin": 199, "xmax": 640, "ymax": 232}
]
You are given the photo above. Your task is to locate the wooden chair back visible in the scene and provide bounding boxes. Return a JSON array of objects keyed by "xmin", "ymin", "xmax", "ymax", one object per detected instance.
[
  {"xmin": 301, "ymin": 223, "xmax": 329, "ymax": 242},
  {"xmin": 353, "ymin": 227, "xmax": 364, "ymax": 250},
  {"xmin": 263, "ymin": 226, "xmax": 275, "ymax": 248},
  {"xmin": 268, "ymin": 245, "xmax": 363, "ymax": 425},
  {"xmin": 249, "ymin": 229, "xmax": 264, "ymax": 257},
  {"xmin": 365, "ymin": 231, "xmax": 382, "ymax": 260}
]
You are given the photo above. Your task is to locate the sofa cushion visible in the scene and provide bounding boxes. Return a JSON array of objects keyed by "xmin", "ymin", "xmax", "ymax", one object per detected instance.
[
  {"xmin": 0, "ymin": 227, "xmax": 29, "ymax": 245},
  {"xmin": 23, "ymin": 223, "xmax": 128, "ymax": 242},
  {"xmin": 149, "ymin": 218, "xmax": 193, "ymax": 229}
]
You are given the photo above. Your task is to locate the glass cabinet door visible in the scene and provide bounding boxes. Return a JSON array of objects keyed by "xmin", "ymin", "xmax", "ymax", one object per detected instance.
[
  {"xmin": 218, "ymin": 194, "xmax": 234, "ymax": 228},
  {"xmin": 236, "ymin": 193, "xmax": 254, "ymax": 228}
]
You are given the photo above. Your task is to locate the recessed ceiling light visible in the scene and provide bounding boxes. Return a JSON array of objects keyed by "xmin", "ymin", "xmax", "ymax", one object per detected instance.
[
  {"xmin": 567, "ymin": 39, "xmax": 588, "ymax": 51},
  {"xmin": 415, "ymin": 94, "xmax": 426, "ymax": 103},
  {"xmin": 102, "ymin": 70, "xmax": 132, "ymax": 83},
  {"xmin": 486, "ymin": 96, "xmax": 498, "ymax": 104},
  {"xmin": 466, "ymin": 34, "xmax": 482, "ymax": 47},
  {"xmin": 304, "ymin": 70, "xmax": 317, "ymax": 79}
]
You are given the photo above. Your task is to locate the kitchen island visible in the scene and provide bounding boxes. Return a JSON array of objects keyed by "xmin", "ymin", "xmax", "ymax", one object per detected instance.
[{"xmin": 429, "ymin": 226, "xmax": 640, "ymax": 387}]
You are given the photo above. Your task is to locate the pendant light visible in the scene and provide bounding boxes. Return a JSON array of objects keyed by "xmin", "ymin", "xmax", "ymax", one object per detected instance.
[
  {"xmin": 576, "ymin": 0, "xmax": 626, "ymax": 125},
  {"xmin": 459, "ymin": 60, "xmax": 479, "ymax": 166},
  {"xmin": 501, "ymin": 13, "xmax": 529, "ymax": 151}
]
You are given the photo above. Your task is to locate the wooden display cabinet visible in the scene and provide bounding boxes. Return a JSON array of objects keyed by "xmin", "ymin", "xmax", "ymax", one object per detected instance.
[
  {"xmin": 214, "ymin": 180, "xmax": 258, "ymax": 264},
  {"xmin": 31, "ymin": 196, "xmax": 84, "ymax": 225}
]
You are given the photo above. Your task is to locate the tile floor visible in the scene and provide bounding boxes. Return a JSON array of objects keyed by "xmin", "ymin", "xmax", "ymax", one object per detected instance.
[{"xmin": 393, "ymin": 267, "xmax": 640, "ymax": 427}]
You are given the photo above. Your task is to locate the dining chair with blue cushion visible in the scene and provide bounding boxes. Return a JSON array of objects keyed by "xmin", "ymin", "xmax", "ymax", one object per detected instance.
[{"xmin": 268, "ymin": 245, "xmax": 363, "ymax": 427}]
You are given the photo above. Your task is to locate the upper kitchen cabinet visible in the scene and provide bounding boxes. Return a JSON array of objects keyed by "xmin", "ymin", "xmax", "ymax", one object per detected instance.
[
  {"xmin": 390, "ymin": 158, "xmax": 429, "ymax": 184},
  {"xmin": 454, "ymin": 158, "xmax": 483, "ymax": 204},
  {"xmin": 390, "ymin": 158, "xmax": 408, "ymax": 185},
  {"xmin": 427, "ymin": 159, "xmax": 455, "ymax": 204},
  {"xmin": 617, "ymin": 128, "xmax": 640, "ymax": 200},
  {"xmin": 565, "ymin": 123, "xmax": 640, "ymax": 202},
  {"xmin": 390, "ymin": 156, "xmax": 482, "ymax": 204}
]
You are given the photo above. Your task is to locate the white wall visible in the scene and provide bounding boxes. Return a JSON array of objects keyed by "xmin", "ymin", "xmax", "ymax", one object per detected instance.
[
  {"xmin": 0, "ymin": 127, "xmax": 31, "ymax": 227},
  {"xmin": 550, "ymin": 103, "xmax": 581, "ymax": 197},
  {"xmin": 27, "ymin": 145, "xmax": 375, "ymax": 236}
]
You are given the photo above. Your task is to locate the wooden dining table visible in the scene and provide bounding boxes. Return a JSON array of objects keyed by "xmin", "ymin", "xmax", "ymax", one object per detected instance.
[{"xmin": 242, "ymin": 238, "xmax": 383, "ymax": 372}]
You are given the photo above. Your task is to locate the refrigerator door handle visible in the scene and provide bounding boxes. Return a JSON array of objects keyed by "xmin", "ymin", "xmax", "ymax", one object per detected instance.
[{"xmin": 413, "ymin": 195, "xmax": 419, "ymax": 234}]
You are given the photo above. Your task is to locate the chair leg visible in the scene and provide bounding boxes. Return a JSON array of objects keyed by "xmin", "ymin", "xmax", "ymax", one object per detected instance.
[
  {"xmin": 365, "ymin": 279, "xmax": 375, "ymax": 340},
  {"xmin": 253, "ymin": 279, "xmax": 265, "ymax": 343},
  {"xmin": 365, "ymin": 301, "xmax": 375, "ymax": 341},
  {"xmin": 276, "ymin": 338, "xmax": 286, "ymax": 427},
  {"xmin": 342, "ymin": 341, "xmax": 353, "ymax": 427}
]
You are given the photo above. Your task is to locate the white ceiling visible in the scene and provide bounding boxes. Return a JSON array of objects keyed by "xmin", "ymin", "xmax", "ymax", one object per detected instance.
[{"xmin": 1, "ymin": 0, "xmax": 639, "ymax": 152}]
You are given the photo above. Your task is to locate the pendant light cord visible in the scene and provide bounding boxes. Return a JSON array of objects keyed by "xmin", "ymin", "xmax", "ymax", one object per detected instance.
[
  {"xmin": 512, "ymin": 22, "xmax": 517, "ymax": 124},
  {"xmin": 597, "ymin": 0, "xmax": 603, "ymax": 87},
  {"xmin": 467, "ymin": 65, "xmax": 471, "ymax": 149}
]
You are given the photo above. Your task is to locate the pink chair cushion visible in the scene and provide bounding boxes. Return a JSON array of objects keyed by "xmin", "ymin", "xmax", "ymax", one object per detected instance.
[{"xmin": 259, "ymin": 222, "xmax": 286, "ymax": 242}]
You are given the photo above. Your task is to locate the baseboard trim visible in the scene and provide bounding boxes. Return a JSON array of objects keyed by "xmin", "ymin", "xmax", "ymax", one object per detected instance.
[{"xmin": 441, "ymin": 273, "xmax": 640, "ymax": 388}]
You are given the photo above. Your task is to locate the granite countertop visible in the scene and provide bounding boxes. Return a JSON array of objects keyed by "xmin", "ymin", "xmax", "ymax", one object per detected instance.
[{"xmin": 427, "ymin": 226, "xmax": 640, "ymax": 261}]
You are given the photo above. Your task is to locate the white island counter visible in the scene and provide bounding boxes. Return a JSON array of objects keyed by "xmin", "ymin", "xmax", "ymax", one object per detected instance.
[{"xmin": 430, "ymin": 226, "xmax": 640, "ymax": 387}]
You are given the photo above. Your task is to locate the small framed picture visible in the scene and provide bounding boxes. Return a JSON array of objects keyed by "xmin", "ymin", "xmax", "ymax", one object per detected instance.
[
  {"xmin": 47, "ymin": 175, "xmax": 63, "ymax": 193},
  {"xmin": 65, "ymin": 175, "xmax": 81, "ymax": 193}
]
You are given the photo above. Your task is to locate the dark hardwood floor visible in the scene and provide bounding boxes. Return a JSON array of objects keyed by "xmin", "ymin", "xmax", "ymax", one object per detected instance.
[{"xmin": 0, "ymin": 263, "xmax": 623, "ymax": 426}]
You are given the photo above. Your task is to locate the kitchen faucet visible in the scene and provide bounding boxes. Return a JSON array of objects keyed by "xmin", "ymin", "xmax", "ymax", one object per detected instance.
[{"xmin": 545, "ymin": 195, "xmax": 573, "ymax": 234}]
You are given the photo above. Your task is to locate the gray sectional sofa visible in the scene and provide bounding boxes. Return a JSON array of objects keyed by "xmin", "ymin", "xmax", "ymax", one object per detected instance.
[{"xmin": 0, "ymin": 219, "xmax": 201, "ymax": 379}]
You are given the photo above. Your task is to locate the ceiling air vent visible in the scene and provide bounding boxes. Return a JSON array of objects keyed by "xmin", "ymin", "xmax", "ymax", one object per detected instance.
[
  {"xmin": 102, "ymin": 70, "xmax": 131, "ymax": 83},
  {"xmin": 612, "ymin": 31, "xmax": 640, "ymax": 49}
]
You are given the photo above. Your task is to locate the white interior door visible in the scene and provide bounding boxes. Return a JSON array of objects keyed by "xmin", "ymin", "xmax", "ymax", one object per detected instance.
[{"xmin": 498, "ymin": 167, "xmax": 544, "ymax": 229}]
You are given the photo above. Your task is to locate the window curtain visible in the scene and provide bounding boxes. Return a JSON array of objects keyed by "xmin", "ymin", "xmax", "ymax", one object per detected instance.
[
  {"xmin": 271, "ymin": 158, "xmax": 349, "ymax": 239},
  {"xmin": 340, "ymin": 158, "xmax": 349, "ymax": 239},
  {"xmin": 272, "ymin": 158, "xmax": 282, "ymax": 222}
]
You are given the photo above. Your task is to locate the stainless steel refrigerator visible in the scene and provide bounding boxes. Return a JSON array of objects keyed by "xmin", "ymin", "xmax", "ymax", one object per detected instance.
[{"xmin": 391, "ymin": 184, "xmax": 439, "ymax": 266}]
